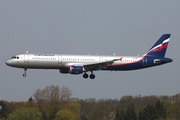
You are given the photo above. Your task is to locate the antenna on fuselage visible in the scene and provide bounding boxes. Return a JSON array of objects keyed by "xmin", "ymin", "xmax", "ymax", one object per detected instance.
[
  {"xmin": 113, "ymin": 53, "xmax": 116, "ymax": 55},
  {"xmin": 26, "ymin": 51, "xmax": 28, "ymax": 53}
]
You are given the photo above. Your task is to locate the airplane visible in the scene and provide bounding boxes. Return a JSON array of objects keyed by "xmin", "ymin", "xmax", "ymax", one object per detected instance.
[{"xmin": 6, "ymin": 34, "xmax": 173, "ymax": 79}]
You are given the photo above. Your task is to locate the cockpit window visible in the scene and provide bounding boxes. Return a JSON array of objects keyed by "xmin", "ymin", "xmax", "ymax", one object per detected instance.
[
  {"xmin": 11, "ymin": 56, "xmax": 16, "ymax": 59},
  {"xmin": 11, "ymin": 56, "xmax": 19, "ymax": 59}
]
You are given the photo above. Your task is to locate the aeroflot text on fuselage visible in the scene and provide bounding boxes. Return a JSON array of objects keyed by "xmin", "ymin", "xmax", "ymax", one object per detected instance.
[
  {"xmin": 6, "ymin": 34, "xmax": 173, "ymax": 79},
  {"xmin": 34, "ymin": 54, "xmax": 55, "ymax": 56}
]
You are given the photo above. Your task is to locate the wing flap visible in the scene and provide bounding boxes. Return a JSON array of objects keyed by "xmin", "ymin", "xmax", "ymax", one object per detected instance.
[{"xmin": 83, "ymin": 59, "xmax": 119, "ymax": 71}]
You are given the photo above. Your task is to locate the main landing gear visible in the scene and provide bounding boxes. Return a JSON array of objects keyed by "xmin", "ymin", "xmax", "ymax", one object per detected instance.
[
  {"xmin": 83, "ymin": 72, "xmax": 95, "ymax": 79},
  {"xmin": 23, "ymin": 68, "xmax": 27, "ymax": 77}
]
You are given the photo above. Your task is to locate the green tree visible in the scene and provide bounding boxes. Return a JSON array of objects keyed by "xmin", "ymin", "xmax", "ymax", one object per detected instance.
[
  {"xmin": 65, "ymin": 103, "xmax": 81, "ymax": 120},
  {"xmin": 0, "ymin": 101, "xmax": 11, "ymax": 119},
  {"xmin": 138, "ymin": 110, "xmax": 143, "ymax": 120},
  {"xmin": 139, "ymin": 104, "xmax": 158, "ymax": 120},
  {"xmin": 27, "ymin": 96, "xmax": 35, "ymax": 108},
  {"xmin": 155, "ymin": 100, "xmax": 166, "ymax": 119},
  {"xmin": 119, "ymin": 109, "xmax": 126, "ymax": 120},
  {"xmin": 7, "ymin": 107, "xmax": 43, "ymax": 120},
  {"xmin": 114, "ymin": 108, "xmax": 120, "ymax": 120},
  {"xmin": 81, "ymin": 111, "xmax": 88, "ymax": 120},
  {"xmin": 124, "ymin": 103, "xmax": 137, "ymax": 120},
  {"xmin": 54, "ymin": 109, "xmax": 76, "ymax": 120},
  {"xmin": 166, "ymin": 101, "xmax": 180, "ymax": 120}
]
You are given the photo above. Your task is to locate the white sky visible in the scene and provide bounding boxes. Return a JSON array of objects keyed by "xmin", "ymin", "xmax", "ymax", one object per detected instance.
[{"xmin": 0, "ymin": 1, "xmax": 180, "ymax": 101}]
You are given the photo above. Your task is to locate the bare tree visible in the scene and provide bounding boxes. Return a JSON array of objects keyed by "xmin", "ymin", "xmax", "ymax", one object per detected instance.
[
  {"xmin": 33, "ymin": 85, "xmax": 72, "ymax": 120},
  {"xmin": 60, "ymin": 86, "xmax": 72, "ymax": 102}
]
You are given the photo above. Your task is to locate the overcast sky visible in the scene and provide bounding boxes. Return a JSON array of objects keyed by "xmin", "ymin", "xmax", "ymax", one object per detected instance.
[{"xmin": 1, "ymin": 1, "xmax": 180, "ymax": 101}]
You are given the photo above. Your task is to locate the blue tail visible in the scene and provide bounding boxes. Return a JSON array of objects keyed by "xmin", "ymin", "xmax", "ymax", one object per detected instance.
[{"xmin": 144, "ymin": 34, "xmax": 171, "ymax": 57}]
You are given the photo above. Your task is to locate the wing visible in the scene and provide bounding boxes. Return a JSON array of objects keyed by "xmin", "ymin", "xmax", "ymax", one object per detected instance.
[{"xmin": 83, "ymin": 59, "xmax": 119, "ymax": 71}]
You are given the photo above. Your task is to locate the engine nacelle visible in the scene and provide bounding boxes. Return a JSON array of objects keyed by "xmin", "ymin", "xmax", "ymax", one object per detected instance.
[
  {"xmin": 59, "ymin": 68, "xmax": 69, "ymax": 74},
  {"xmin": 69, "ymin": 66, "xmax": 84, "ymax": 74}
]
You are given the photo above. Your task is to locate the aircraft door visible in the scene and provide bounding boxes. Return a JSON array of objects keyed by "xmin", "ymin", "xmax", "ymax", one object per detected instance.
[
  {"xmin": 142, "ymin": 57, "xmax": 147, "ymax": 66},
  {"xmin": 24, "ymin": 54, "xmax": 29, "ymax": 63},
  {"xmin": 99, "ymin": 57, "xmax": 103, "ymax": 62},
  {"xmin": 58, "ymin": 55, "xmax": 62, "ymax": 64}
]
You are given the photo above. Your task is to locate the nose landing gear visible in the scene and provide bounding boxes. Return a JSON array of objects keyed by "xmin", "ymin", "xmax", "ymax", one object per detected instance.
[{"xmin": 23, "ymin": 69, "xmax": 27, "ymax": 77}]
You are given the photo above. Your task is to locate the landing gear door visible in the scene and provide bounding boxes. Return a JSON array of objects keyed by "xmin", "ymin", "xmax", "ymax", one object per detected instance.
[{"xmin": 24, "ymin": 54, "xmax": 29, "ymax": 63}]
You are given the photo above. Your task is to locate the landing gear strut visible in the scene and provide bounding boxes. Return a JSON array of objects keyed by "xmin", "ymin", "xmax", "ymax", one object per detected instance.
[{"xmin": 23, "ymin": 69, "xmax": 27, "ymax": 77}]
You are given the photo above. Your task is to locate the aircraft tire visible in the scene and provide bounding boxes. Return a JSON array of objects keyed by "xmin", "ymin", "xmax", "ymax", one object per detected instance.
[
  {"xmin": 23, "ymin": 73, "xmax": 26, "ymax": 77},
  {"xmin": 83, "ymin": 73, "xmax": 88, "ymax": 79},
  {"xmin": 90, "ymin": 74, "xmax": 95, "ymax": 79}
]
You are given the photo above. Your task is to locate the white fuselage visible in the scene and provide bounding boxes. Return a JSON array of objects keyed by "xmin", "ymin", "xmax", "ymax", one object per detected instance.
[{"xmin": 6, "ymin": 53, "xmax": 142, "ymax": 69}]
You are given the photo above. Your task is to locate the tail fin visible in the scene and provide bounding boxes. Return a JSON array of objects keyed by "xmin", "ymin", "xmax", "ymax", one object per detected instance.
[{"xmin": 144, "ymin": 34, "xmax": 171, "ymax": 57}]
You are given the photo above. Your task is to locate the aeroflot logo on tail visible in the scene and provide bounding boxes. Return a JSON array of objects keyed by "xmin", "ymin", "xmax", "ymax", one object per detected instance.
[{"xmin": 149, "ymin": 38, "xmax": 169, "ymax": 52}]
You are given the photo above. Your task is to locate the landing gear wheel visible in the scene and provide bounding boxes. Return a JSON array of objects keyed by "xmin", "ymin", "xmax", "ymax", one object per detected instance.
[
  {"xmin": 23, "ymin": 73, "xmax": 27, "ymax": 77},
  {"xmin": 90, "ymin": 74, "xmax": 95, "ymax": 79},
  {"xmin": 23, "ymin": 68, "xmax": 27, "ymax": 77},
  {"xmin": 83, "ymin": 73, "xmax": 88, "ymax": 79}
]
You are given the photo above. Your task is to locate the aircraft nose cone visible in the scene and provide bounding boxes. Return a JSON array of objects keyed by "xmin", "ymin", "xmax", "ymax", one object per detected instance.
[
  {"xmin": 6, "ymin": 60, "xmax": 10, "ymax": 65},
  {"xmin": 6, "ymin": 60, "xmax": 12, "ymax": 66}
]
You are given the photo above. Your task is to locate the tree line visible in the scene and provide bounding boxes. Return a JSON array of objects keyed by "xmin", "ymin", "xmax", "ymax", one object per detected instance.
[{"xmin": 0, "ymin": 85, "xmax": 180, "ymax": 120}]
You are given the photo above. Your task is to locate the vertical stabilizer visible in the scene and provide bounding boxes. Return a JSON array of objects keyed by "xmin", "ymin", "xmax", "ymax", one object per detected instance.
[{"xmin": 144, "ymin": 34, "xmax": 171, "ymax": 57}]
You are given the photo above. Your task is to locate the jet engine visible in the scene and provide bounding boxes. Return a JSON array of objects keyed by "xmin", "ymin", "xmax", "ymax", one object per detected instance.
[
  {"xmin": 69, "ymin": 66, "xmax": 84, "ymax": 74},
  {"xmin": 59, "ymin": 68, "xmax": 69, "ymax": 74}
]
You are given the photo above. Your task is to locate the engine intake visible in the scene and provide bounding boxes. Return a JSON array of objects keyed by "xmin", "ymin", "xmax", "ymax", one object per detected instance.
[{"xmin": 70, "ymin": 66, "xmax": 83, "ymax": 74}]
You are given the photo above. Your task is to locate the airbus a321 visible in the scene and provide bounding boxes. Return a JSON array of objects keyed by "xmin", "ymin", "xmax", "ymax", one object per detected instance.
[{"xmin": 6, "ymin": 34, "xmax": 173, "ymax": 79}]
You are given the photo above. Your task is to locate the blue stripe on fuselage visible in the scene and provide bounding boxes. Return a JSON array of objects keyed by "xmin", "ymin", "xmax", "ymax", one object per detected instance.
[
  {"xmin": 100, "ymin": 56, "xmax": 172, "ymax": 71},
  {"xmin": 101, "ymin": 60, "xmax": 145, "ymax": 71}
]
